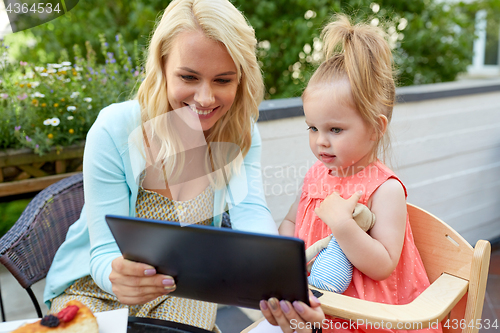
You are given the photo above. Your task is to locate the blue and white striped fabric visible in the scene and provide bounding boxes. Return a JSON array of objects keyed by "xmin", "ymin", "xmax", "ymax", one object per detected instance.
[{"xmin": 308, "ymin": 236, "xmax": 353, "ymax": 293}]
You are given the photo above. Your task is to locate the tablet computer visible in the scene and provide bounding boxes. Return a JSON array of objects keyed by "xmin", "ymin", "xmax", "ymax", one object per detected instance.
[{"xmin": 105, "ymin": 215, "xmax": 309, "ymax": 309}]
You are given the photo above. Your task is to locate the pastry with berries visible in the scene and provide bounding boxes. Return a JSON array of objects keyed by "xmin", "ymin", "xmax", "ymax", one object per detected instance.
[{"xmin": 11, "ymin": 300, "xmax": 98, "ymax": 332}]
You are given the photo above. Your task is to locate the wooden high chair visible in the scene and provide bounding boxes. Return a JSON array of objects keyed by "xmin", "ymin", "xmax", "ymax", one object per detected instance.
[{"xmin": 242, "ymin": 203, "xmax": 491, "ymax": 333}]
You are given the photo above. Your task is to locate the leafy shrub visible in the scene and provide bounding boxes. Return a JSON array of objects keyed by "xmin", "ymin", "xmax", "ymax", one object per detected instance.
[
  {"xmin": 0, "ymin": 199, "xmax": 31, "ymax": 238},
  {"xmin": 0, "ymin": 34, "xmax": 143, "ymax": 154},
  {"xmin": 3, "ymin": 0, "xmax": 478, "ymax": 100}
]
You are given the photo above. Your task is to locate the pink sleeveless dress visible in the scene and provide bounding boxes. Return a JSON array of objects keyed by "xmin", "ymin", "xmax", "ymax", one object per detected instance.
[{"xmin": 295, "ymin": 160, "xmax": 442, "ymax": 333}]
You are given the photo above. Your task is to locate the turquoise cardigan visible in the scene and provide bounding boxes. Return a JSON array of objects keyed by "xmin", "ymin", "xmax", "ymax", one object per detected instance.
[{"xmin": 43, "ymin": 100, "xmax": 278, "ymax": 306}]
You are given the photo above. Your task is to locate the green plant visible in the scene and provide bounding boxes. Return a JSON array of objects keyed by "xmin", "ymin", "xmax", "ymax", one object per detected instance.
[
  {"xmin": 0, "ymin": 34, "xmax": 143, "ymax": 154},
  {"xmin": 3, "ymin": 0, "xmax": 478, "ymax": 100},
  {"xmin": 235, "ymin": 0, "xmax": 476, "ymax": 95},
  {"xmin": 0, "ymin": 199, "xmax": 31, "ymax": 238}
]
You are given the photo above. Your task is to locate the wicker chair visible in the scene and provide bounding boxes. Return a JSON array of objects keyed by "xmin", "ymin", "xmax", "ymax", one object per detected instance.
[{"xmin": 0, "ymin": 173, "xmax": 84, "ymax": 320}]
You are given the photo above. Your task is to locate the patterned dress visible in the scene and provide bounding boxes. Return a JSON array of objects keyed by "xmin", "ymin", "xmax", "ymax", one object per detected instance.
[{"xmin": 50, "ymin": 171, "xmax": 221, "ymax": 332}]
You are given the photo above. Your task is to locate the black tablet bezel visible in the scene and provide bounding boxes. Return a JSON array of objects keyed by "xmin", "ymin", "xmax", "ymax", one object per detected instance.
[{"xmin": 105, "ymin": 214, "xmax": 310, "ymax": 309}]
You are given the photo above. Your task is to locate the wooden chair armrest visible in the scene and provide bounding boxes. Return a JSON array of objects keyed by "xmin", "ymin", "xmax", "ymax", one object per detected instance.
[{"xmin": 313, "ymin": 273, "xmax": 468, "ymax": 328}]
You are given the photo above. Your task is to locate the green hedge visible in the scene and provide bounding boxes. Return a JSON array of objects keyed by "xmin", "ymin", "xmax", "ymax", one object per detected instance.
[{"xmin": 3, "ymin": 0, "xmax": 480, "ymax": 99}]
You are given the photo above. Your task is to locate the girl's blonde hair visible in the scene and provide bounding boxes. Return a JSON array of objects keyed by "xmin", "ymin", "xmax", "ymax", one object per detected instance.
[
  {"xmin": 303, "ymin": 14, "xmax": 395, "ymax": 162},
  {"xmin": 135, "ymin": 0, "xmax": 263, "ymax": 186}
]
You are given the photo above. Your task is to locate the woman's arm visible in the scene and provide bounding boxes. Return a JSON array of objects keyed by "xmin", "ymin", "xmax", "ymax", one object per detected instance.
[
  {"xmin": 279, "ymin": 192, "xmax": 301, "ymax": 237},
  {"xmin": 315, "ymin": 179, "xmax": 406, "ymax": 281},
  {"xmin": 84, "ymin": 106, "xmax": 173, "ymax": 304},
  {"xmin": 83, "ymin": 108, "xmax": 130, "ymax": 293},
  {"xmin": 226, "ymin": 124, "xmax": 279, "ymax": 235}
]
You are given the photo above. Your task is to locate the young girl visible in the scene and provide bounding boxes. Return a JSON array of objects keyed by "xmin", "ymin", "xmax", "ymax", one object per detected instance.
[{"xmin": 260, "ymin": 14, "xmax": 442, "ymax": 333}]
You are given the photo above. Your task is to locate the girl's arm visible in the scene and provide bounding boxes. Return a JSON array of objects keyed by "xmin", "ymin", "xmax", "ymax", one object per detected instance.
[
  {"xmin": 315, "ymin": 178, "xmax": 406, "ymax": 281},
  {"xmin": 279, "ymin": 192, "xmax": 301, "ymax": 237}
]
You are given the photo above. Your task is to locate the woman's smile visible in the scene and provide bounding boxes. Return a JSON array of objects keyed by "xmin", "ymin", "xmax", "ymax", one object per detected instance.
[
  {"xmin": 165, "ymin": 30, "xmax": 239, "ymax": 133},
  {"xmin": 185, "ymin": 103, "xmax": 220, "ymax": 118}
]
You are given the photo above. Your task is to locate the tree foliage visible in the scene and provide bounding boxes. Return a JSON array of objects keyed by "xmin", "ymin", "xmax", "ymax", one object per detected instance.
[{"xmin": 4, "ymin": 0, "xmax": 478, "ymax": 99}]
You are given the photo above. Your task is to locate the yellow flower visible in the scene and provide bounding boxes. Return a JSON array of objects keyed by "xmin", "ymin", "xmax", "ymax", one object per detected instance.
[
  {"xmin": 19, "ymin": 84, "xmax": 24, "ymax": 88},
  {"xmin": 69, "ymin": 129, "xmax": 74, "ymax": 134},
  {"xmin": 41, "ymin": 103, "xmax": 47, "ymax": 107},
  {"xmin": 32, "ymin": 99, "xmax": 38, "ymax": 105},
  {"xmin": 27, "ymin": 83, "xmax": 32, "ymax": 88},
  {"xmin": 47, "ymin": 133, "xmax": 54, "ymax": 139},
  {"xmin": 60, "ymin": 98, "xmax": 65, "ymax": 102},
  {"xmin": 54, "ymin": 103, "xmax": 59, "ymax": 107},
  {"xmin": 61, "ymin": 71, "xmax": 67, "ymax": 75},
  {"xmin": 72, "ymin": 71, "xmax": 77, "ymax": 76}
]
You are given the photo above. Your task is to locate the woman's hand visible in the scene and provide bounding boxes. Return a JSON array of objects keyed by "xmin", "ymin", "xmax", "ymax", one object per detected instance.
[
  {"xmin": 109, "ymin": 256, "xmax": 176, "ymax": 305},
  {"xmin": 314, "ymin": 191, "xmax": 362, "ymax": 234},
  {"xmin": 260, "ymin": 291, "xmax": 325, "ymax": 333}
]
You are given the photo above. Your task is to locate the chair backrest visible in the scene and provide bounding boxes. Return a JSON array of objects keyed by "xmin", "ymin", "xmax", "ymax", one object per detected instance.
[
  {"xmin": 407, "ymin": 203, "xmax": 491, "ymax": 333},
  {"xmin": 0, "ymin": 173, "xmax": 84, "ymax": 289}
]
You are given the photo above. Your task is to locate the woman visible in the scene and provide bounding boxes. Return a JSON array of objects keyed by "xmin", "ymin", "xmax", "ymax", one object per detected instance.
[{"xmin": 42, "ymin": 0, "xmax": 284, "ymax": 330}]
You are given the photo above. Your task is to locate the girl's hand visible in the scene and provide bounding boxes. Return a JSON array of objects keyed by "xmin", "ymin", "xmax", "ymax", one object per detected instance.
[
  {"xmin": 109, "ymin": 256, "xmax": 176, "ymax": 305},
  {"xmin": 259, "ymin": 291, "xmax": 325, "ymax": 333},
  {"xmin": 314, "ymin": 191, "xmax": 362, "ymax": 233}
]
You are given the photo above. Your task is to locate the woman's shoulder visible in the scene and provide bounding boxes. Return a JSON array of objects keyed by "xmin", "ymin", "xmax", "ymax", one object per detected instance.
[
  {"xmin": 95, "ymin": 100, "xmax": 141, "ymax": 125},
  {"xmin": 90, "ymin": 100, "xmax": 141, "ymax": 137}
]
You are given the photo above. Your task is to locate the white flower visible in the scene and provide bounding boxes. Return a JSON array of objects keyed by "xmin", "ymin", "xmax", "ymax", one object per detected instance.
[
  {"xmin": 75, "ymin": 66, "xmax": 83, "ymax": 72},
  {"xmin": 50, "ymin": 118, "xmax": 60, "ymax": 126},
  {"xmin": 83, "ymin": 97, "xmax": 92, "ymax": 103},
  {"xmin": 70, "ymin": 92, "xmax": 79, "ymax": 99},
  {"xmin": 59, "ymin": 66, "xmax": 72, "ymax": 72},
  {"xmin": 40, "ymin": 73, "xmax": 49, "ymax": 77},
  {"xmin": 32, "ymin": 92, "xmax": 45, "ymax": 98},
  {"xmin": 35, "ymin": 67, "xmax": 45, "ymax": 72},
  {"xmin": 67, "ymin": 116, "xmax": 74, "ymax": 120},
  {"xmin": 47, "ymin": 68, "xmax": 57, "ymax": 74},
  {"xmin": 67, "ymin": 106, "xmax": 76, "ymax": 112},
  {"xmin": 88, "ymin": 105, "xmax": 92, "ymax": 109},
  {"xmin": 48, "ymin": 63, "xmax": 62, "ymax": 69},
  {"xmin": 43, "ymin": 118, "xmax": 52, "ymax": 126},
  {"xmin": 31, "ymin": 81, "xmax": 40, "ymax": 88},
  {"xmin": 64, "ymin": 79, "xmax": 71, "ymax": 83},
  {"xmin": 81, "ymin": 85, "xmax": 86, "ymax": 89},
  {"xmin": 61, "ymin": 61, "xmax": 72, "ymax": 66}
]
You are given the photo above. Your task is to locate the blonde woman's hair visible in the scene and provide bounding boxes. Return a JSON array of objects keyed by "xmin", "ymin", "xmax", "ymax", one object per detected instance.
[
  {"xmin": 303, "ymin": 14, "xmax": 396, "ymax": 162},
  {"xmin": 135, "ymin": 0, "xmax": 263, "ymax": 187}
]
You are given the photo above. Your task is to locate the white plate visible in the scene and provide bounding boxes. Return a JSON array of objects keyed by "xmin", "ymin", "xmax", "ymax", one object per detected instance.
[{"xmin": 0, "ymin": 308, "xmax": 128, "ymax": 333}]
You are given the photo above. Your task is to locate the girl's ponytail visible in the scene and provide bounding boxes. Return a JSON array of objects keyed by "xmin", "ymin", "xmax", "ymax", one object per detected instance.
[{"xmin": 305, "ymin": 14, "xmax": 396, "ymax": 161}]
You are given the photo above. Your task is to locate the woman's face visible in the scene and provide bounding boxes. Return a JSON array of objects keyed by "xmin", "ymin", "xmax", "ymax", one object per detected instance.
[{"xmin": 165, "ymin": 30, "xmax": 239, "ymax": 133}]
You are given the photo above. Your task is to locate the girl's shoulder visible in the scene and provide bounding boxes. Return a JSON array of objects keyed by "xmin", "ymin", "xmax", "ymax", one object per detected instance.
[
  {"xmin": 365, "ymin": 161, "xmax": 407, "ymax": 200},
  {"xmin": 364, "ymin": 160, "xmax": 394, "ymax": 178}
]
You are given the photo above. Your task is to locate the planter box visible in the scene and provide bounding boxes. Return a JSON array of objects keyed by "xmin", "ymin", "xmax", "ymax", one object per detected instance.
[{"xmin": 0, "ymin": 142, "xmax": 85, "ymax": 197}]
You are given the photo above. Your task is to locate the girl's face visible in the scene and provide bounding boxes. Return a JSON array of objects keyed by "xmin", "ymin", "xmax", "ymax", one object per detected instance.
[
  {"xmin": 165, "ymin": 30, "xmax": 239, "ymax": 133},
  {"xmin": 304, "ymin": 80, "xmax": 376, "ymax": 177}
]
